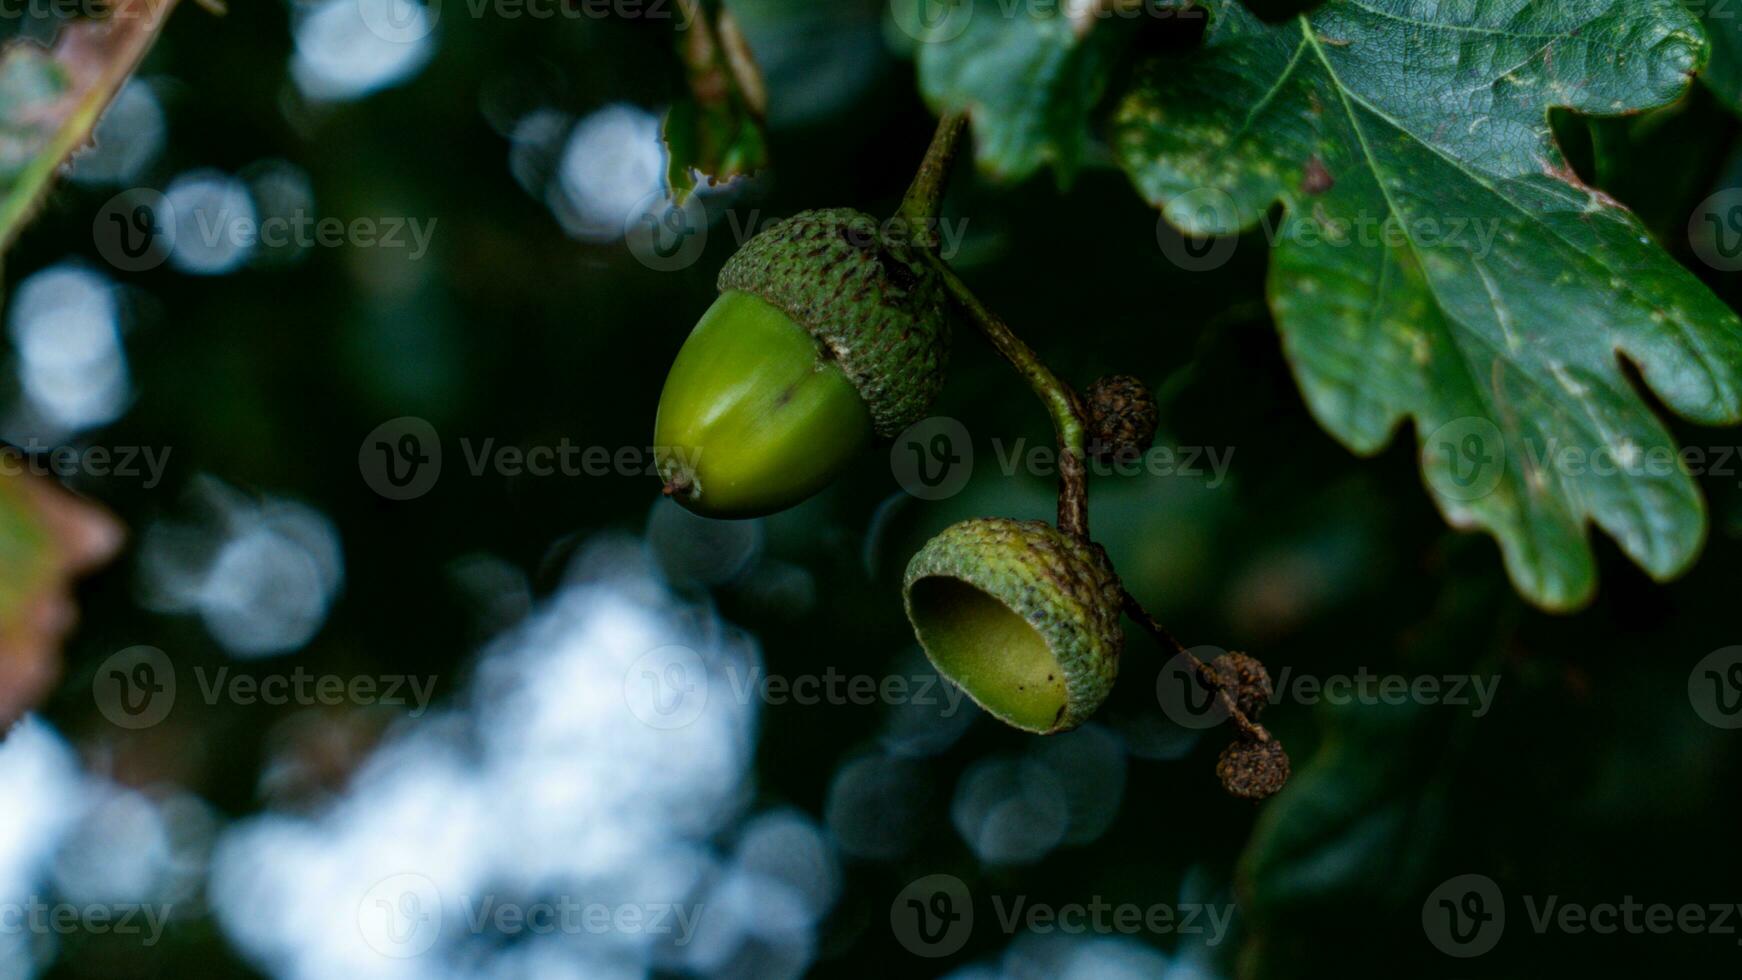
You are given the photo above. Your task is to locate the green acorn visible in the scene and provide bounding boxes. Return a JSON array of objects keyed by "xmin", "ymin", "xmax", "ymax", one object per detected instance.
[
  {"xmin": 655, "ymin": 208, "xmax": 950, "ymax": 518},
  {"xmin": 903, "ymin": 518, "xmax": 1124, "ymax": 734}
]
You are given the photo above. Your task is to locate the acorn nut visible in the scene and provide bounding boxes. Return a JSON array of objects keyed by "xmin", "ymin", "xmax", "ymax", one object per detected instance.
[{"xmin": 654, "ymin": 209, "xmax": 950, "ymax": 518}]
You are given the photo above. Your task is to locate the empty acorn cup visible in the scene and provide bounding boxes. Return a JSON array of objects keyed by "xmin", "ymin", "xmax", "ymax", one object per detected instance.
[{"xmin": 902, "ymin": 518, "xmax": 1124, "ymax": 734}]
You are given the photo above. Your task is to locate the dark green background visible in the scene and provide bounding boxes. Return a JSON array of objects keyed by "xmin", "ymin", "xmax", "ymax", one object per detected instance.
[{"xmin": 6, "ymin": 0, "xmax": 1742, "ymax": 976}]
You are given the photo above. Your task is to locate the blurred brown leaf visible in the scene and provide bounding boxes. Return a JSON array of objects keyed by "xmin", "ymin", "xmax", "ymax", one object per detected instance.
[{"xmin": 0, "ymin": 470, "xmax": 124, "ymax": 727}]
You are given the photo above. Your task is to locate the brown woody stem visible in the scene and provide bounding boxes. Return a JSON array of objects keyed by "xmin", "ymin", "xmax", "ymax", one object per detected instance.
[
  {"xmin": 1120, "ymin": 588, "xmax": 1273, "ymax": 744},
  {"xmin": 897, "ymin": 111, "xmax": 1281, "ymax": 797},
  {"xmin": 900, "ymin": 113, "xmax": 1091, "ymax": 538}
]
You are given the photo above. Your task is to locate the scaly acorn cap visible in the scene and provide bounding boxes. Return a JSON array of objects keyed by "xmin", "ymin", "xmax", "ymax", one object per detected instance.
[
  {"xmin": 718, "ymin": 208, "xmax": 950, "ymax": 438},
  {"xmin": 903, "ymin": 518, "xmax": 1124, "ymax": 734}
]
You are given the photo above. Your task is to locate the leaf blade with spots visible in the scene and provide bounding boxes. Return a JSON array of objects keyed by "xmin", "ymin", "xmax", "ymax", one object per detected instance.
[
  {"xmin": 1114, "ymin": 0, "xmax": 1742, "ymax": 610},
  {"xmin": 1683, "ymin": 0, "xmax": 1742, "ymax": 110}
]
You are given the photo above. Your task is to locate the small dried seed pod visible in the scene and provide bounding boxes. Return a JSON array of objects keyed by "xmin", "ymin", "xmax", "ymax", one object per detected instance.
[
  {"xmin": 1216, "ymin": 738, "xmax": 1291, "ymax": 800},
  {"xmin": 1211, "ymin": 652, "xmax": 1274, "ymax": 720},
  {"xmin": 1084, "ymin": 374, "xmax": 1159, "ymax": 466}
]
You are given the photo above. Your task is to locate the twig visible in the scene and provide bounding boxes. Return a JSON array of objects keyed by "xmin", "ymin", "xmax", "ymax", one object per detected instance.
[
  {"xmin": 1120, "ymin": 588, "xmax": 1273, "ymax": 743},
  {"xmin": 899, "ymin": 112, "xmax": 966, "ymax": 228},
  {"xmin": 899, "ymin": 114, "xmax": 1092, "ymax": 538}
]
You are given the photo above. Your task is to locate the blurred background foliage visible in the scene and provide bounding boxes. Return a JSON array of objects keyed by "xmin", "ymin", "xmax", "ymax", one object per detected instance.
[{"xmin": 2, "ymin": 0, "xmax": 1742, "ymax": 977}]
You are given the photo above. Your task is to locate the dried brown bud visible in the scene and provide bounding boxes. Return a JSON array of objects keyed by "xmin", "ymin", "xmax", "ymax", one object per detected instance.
[
  {"xmin": 1217, "ymin": 738, "xmax": 1290, "ymax": 800},
  {"xmin": 1084, "ymin": 374, "xmax": 1159, "ymax": 465},
  {"xmin": 1211, "ymin": 651, "xmax": 1274, "ymax": 720}
]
